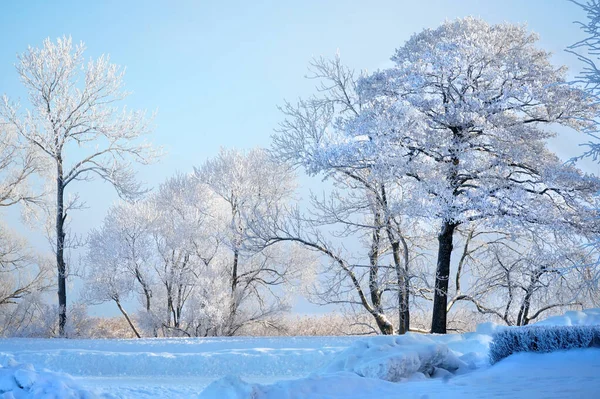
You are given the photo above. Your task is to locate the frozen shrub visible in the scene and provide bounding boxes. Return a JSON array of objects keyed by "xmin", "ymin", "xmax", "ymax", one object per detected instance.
[{"xmin": 489, "ymin": 325, "xmax": 600, "ymax": 364}]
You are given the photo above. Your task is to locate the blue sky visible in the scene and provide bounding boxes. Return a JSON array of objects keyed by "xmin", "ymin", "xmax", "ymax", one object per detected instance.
[{"xmin": 0, "ymin": 0, "xmax": 597, "ymax": 315}]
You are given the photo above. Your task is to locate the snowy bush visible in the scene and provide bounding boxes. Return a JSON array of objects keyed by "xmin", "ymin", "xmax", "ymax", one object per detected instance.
[
  {"xmin": 489, "ymin": 325, "xmax": 600, "ymax": 364},
  {"xmin": 1, "ymin": 296, "xmax": 94, "ymax": 338}
]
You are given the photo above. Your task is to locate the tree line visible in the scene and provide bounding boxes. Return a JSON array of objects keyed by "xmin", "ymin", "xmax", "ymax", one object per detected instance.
[{"xmin": 2, "ymin": 7, "xmax": 600, "ymax": 337}]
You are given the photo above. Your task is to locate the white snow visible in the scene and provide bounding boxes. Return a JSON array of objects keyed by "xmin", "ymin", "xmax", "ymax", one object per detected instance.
[
  {"xmin": 0, "ymin": 361, "xmax": 99, "ymax": 399},
  {"xmin": 0, "ymin": 336, "xmax": 357, "ymax": 398},
  {"xmin": 0, "ymin": 309, "xmax": 599, "ymax": 398},
  {"xmin": 200, "ymin": 349, "xmax": 600, "ymax": 399},
  {"xmin": 319, "ymin": 334, "xmax": 469, "ymax": 381},
  {"xmin": 534, "ymin": 308, "xmax": 600, "ymax": 327}
]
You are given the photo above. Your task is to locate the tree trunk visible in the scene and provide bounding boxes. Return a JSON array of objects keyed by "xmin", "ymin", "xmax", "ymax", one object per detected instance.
[
  {"xmin": 381, "ymin": 185, "xmax": 410, "ymax": 334},
  {"xmin": 228, "ymin": 247, "xmax": 240, "ymax": 333},
  {"xmin": 115, "ymin": 298, "xmax": 141, "ymax": 338},
  {"xmin": 374, "ymin": 313, "xmax": 394, "ymax": 335},
  {"xmin": 368, "ymin": 211, "xmax": 391, "ymax": 335},
  {"xmin": 399, "ymin": 236, "xmax": 411, "ymax": 334},
  {"xmin": 389, "ymin": 240, "xmax": 409, "ymax": 334},
  {"xmin": 134, "ymin": 268, "xmax": 152, "ymax": 312},
  {"xmin": 56, "ymin": 162, "xmax": 67, "ymax": 337},
  {"xmin": 431, "ymin": 221, "xmax": 457, "ymax": 334},
  {"xmin": 517, "ymin": 268, "xmax": 544, "ymax": 326},
  {"xmin": 231, "ymin": 248, "xmax": 239, "ymax": 293}
]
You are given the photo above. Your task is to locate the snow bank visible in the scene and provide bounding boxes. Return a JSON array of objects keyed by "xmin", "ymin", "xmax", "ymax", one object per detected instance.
[
  {"xmin": 199, "ymin": 348, "xmax": 600, "ymax": 399},
  {"xmin": 200, "ymin": 309, "xmax": 600, "ymax": 398},
  {"xmin": 199, "ymin": 372, "xmax": 403, "ymax": 399},
  {"xmin": 0, "ymin": 360, "xmax": 100, "ymax": 399},
  {"xmin": 534, "ymin": 308, "xmax": 600, "ymax": 327},
  {"xmin": 319, "ymin": 334, "xmax": 467, "ymax": 381},
  {"xmin": 200, "ymin": 329, "xmax": 496, "ymax": 398},
  {"xmin": 317, "ymin": 327, "xmax": 500, "ymax": 382},
  {"xmin": 1, "ymin": 308, "xmax": 598, "ymax": 398}
]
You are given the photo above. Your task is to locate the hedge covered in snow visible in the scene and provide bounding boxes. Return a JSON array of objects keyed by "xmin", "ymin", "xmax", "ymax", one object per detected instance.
[{"xmin": 489, "ymin": 325, "xmax": 600, "ymax": 364}]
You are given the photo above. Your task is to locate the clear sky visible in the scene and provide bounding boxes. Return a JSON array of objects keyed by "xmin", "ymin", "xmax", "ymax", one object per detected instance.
[{"xmin": 0, "ymin": 0, "xmax": 597, "ymax": 315}]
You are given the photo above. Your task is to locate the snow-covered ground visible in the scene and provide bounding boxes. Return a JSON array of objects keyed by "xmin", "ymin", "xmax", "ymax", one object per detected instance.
[
  {"xmin": 1, "ymin": 310, "xmax": 599, "ymax": 398},
  {"xmin": 0, "ymin": 336, "xmax": 357, "ymax": 398}
]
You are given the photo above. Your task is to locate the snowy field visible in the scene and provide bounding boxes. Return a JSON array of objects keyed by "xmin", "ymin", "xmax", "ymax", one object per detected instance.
[
  {"xmin": 0, "ymin": 336, "xmax": 356, "ymax": 398},
  {"xmin": 1, "ymin": 310, "xmax": 599, "ymax": 398}
]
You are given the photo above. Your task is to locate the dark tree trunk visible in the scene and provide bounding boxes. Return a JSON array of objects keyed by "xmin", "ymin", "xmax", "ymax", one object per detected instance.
[
  {"xmin": 381, "ymin": 185, "xmax": 410, "ymax": 334},
  {"xmin": 431, "ymin": 220, "xmax": 457, "ymax": 334},
  {"xmin": 229, "ymin": 247, "xmax": 239, "ymax": 329},
  {"xmin": 56, "ymin": 162, "xmax": 67, "ymax": 337},
  {"xmin": 228, "ymin": 201, "xmax": 241, "ymax": 334},
  {"xmin": 399, "ymin": 236, "xmax": 411, "ymax": 334},
  {"xmin": 390, "ymin": 240, "xmax": 409, "ymax": 334},
  {"xmin": 133, "ymin": 267, "xmax": 152, "ymax": 312},
  {"xmin": 517, "ymin": 267, "xmax": 544, "ymax": 326},
  {"xmin": 166, "ymin": 281, "xmax": 174, "ymax": 327},
  {"xmin": 368, "ymin": 211, "xmax": 391, "ymax": 335},
  {"xmin": 232, "ymin": 248, "xmax": 239, "ymax": 293}
]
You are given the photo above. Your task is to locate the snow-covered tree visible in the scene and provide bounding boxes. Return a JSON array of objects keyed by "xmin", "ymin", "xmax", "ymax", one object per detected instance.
[
  {"xmin": 86, "ymin": 155, "xmax": 306, "ymax": 337},
  {"xmin": 446, "ymin": 224, "xmax": 595, "ymax": 328},
  {"xmin": 273, "ymin": 19, "xmax": 600, "ymax": 334},
  {"xmin": 195, "ymin": 148, "xmax": 307, "ymax": 335},
  {"xmin": 328, "ymin": 18, "xmax": 600, "ymax": 333},
  {"xmin": 0, "ymin": 111, "xmax": 48, "ymax": 336},
  {"xmin": 0, "ymin": 37, "xmax": 159, "ymax": 335},
  {"xmin": 149, "ymin": 172, "xmax": 230, "ymax": 336},
  {"xmin": 266, "ymin": 57, "xmax": 430, "ymax": 335},
  {"xmin": 569, "ymin": 0, "xmax": 600, "ymax": 160},
  {"xmin": 0, "ymin": 223, "xmax": 51, "ymax": 313},
  {"xmin": 0, "ymin": 221, "xmax": 55, "ymax": 337},
  {"xmin": 84, "ymin": 201, "xmax": 158, "ymax": 338}
]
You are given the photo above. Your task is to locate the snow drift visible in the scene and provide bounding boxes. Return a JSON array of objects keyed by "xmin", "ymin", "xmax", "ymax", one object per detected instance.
[
  {"xmin": 534, "ymin": 308, "xmax": 600, "ymax": 327},
  {"xmin": 200, "ymin": 308, "xmax": 600, "ymax": 399},
  {"xmin": 199, "ymin": 328, "xmax": 494, "ymax": 398},
  {"xmin": 319, "ymin": 334, "xmax": 466, "ymax": 381},
  {"xmin": 0, "ymin": 360, "xmax": 99, "ymax": 399}
]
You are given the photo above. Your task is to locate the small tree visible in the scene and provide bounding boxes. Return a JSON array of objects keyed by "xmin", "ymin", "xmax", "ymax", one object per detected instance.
[
  {"xmin": 0, "ymin": 37, "xmax": 158, "ymax": 336},
  {"xmin": 0, "ymin": 107, "xmax": 48, "ymax": 337},
  {"xmin": 84, "ymin": 202, "xmax": 157, "ymax": 338},
  {"xmin": 195, "ymin": 148, "xmax": 305, "ymax": 335},
  {"xmin": 447, "ymin": 224, "xmax": 593, "ymax": 328},
  {"xmin": 0, "ymin": 222, "xmax": 52, "ymax": 336},
  {"xmin": 150, "ymin": 173, "xmax": 228, "ymax": 336},
  {"xmin": 269, "ymin": 56, "xmax": 432, "ymax": 335}
]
